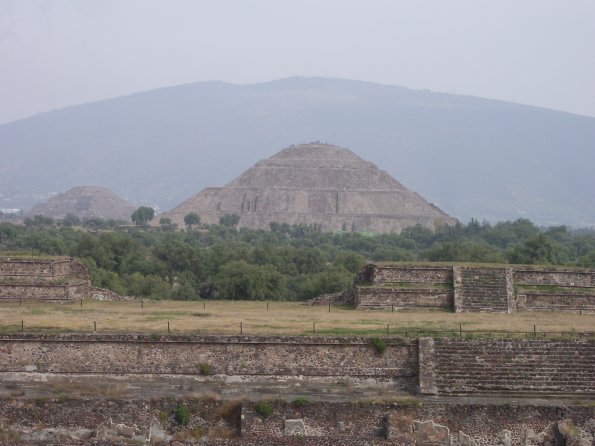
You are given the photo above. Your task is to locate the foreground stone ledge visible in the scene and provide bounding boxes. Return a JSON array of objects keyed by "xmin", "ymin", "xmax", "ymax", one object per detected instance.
[{"xmin": 0, "ymin": 398, "xmax": 592, "ymax": 445}]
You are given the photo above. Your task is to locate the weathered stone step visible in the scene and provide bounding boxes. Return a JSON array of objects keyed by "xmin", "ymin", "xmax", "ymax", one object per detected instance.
[{"xmin": 437, "ymin": 372, "xmax": 595, "ymax": 381}]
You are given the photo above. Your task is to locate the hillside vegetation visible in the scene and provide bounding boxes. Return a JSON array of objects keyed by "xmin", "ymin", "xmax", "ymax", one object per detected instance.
[{"xmin": 1, "ymin": 218, "xmax": 594, "ymax": 301}]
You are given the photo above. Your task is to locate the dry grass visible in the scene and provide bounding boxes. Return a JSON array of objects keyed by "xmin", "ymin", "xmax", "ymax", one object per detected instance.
[{"xmin": 0, "ymin": 299, "xmax": 593, "ymax": 336}]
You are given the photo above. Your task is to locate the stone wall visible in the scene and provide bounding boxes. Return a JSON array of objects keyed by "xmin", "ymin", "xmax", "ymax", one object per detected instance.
[
  {"xmin": 354, "ymin": 265, "xmax": 454, "ymax": 310},
  {"xmin": 369, "ymin": 265, "xmax": 453, "ymax": 284},
  {"xmin": 355, "ymin": 287, "xmax": 453, "ymax": 309},
  {"xmin": 355, "ymin": 263, "xmax": 595, "ymax": 313},
  {"xmin": 241, "ymin": 401, "xmax": 594, "ymax": 446},
  {"xmin": 517, "ymin": 291, "xmax": 595, "ymax": 311},
  {"xmin": 0, "ymin": 398, "xmax": 592, "ymax": 445},
  {"xmin": 1, "ymin": 334, "xmax": 593, "ymax": 398},
  {"xmin": 0, "ymin": 281, "xmax": 87, "ymax": 300},
  {"xmin": 514, "ymin": 267, "xmax": 595, "ymax": 312},
  {"xmin": 419, "ymin": 337, "xmax": 595, "ymax": 395},
  {"xmin": 514, "ymin": 268, "xmax": 595, "ymax": 287},
  {"xmin": 0, "ymin": 334, "xmax": 418, "ymax": 386},
  {"xmin": 0, "ymin": 257, "xmax": 72, "ymax": 278},
  {"xmin": 0, "ymin": 257, "xmax": 90, "ymax": 301}
]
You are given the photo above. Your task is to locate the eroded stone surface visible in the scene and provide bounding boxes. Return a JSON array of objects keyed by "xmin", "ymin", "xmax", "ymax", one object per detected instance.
[
  {"xmin": 459, "ymin": 431, "xmax": 477, "ymax": 446},
  {"xmin": 284, "ymin": 419, "xmax": 306, "ymax": 436},
  {"xmin": 413, "ymin": 420, "xmax": 451, "ymax": 445}
]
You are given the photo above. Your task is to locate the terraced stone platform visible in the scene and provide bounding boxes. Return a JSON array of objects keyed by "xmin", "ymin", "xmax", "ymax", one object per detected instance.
[
  {"xmin": 353, "ymin": 263, "xmax": 595, "ymax": 313},
  {"xmin": 419, "ymin": 338, "xmax": 595, "ymax": 396}
]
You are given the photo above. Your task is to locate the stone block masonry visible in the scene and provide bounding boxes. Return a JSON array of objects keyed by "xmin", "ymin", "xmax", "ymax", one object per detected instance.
[
  {"xmin": 0, "ymin": 280, "xmax": 87, "ymax": 300},
  {"xmin": 0, "ymin": 256, "xmax": 90, "ymax": 301},
  {"xmin": 355, "ymin": 263, "xmax": 595, "ymax": 313},
  {"xmin": 1, "ymin": 334, "xmax": 593, "ymax": 398},
  {"xmin": 419, "ymin": 337, "xmax": 595, "ymax": 395},
  {"xmin": 0, "ymin": 398, "xmax": 592, "ymax": 445},
  {"xmin": 0, "ymin": 257, "xmax": 73, "ymax": 279},
  {"xmin": 0, "ymin": 334, "xmax": 418, "ymax": 385}
]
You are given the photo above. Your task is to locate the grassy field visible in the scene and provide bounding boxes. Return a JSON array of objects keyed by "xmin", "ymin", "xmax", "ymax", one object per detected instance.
[{"xmin": 0, "ymin": 299, "xmax": 593, "ymax": 337}]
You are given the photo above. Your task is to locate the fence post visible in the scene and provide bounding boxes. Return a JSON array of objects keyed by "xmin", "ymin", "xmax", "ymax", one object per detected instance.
[
  {"xmin": 21, "ymin": 320, "xmax": 24, "ymax": 332},
  {"xmin": 328, "ymin": 302, "xmax": 331, "ymax": 313},
  {"xmin": 391, "ymin": 305, "xmax": 394, "ymax": 313},
  {"xmin": 459, "ymin": 323, "xmax": 462, "ymax": 337},
  {"xmin": 240, "ymin": 321, "xmax": 243, "ymax": 334},
  {"xmin": 167, "ymin": 321, "xmax": 170, "ymax": 333},
  {"xmin": 94, "ymin": 321, "xmax": 96, "ymax": 332},
  {"xmin": 203, "ymin": 301, "xmax": 206, "ymax": 310},
  {"xmin": 141, "ymin": 300, "xmax": 144, "ymax": 309},
  {"xmin": 267, "ymin": 302, "xmax": 269, "ymax": 312},
  {"xmin": 19, "ymin": 299, "xmax": 22, "ymax": 307},
  {"xmin": 533, "ymin": 325, "xmax": 536, "ymax": 337},
  {"xmin": 80, "ymin": 299, "xmax": 83, "ymax": 307},
  {"xmin": 313, "ymin": 322, "xmax": 316, "ymax": 334}
]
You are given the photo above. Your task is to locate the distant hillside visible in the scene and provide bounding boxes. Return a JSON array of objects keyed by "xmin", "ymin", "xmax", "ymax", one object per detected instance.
[{"xmin": 0, "ymin": 77, "xmax": 594, "ymax": 226}]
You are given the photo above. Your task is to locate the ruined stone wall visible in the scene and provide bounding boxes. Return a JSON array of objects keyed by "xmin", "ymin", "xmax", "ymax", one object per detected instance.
[
  {"xmin": 0, "ymin": 281, "xmax": 87, "ymax": 300},
  {"xmin": 355, "ymin": 287, "xmax": 453, "ymax": 309},
  {"xmin": 514, "ymin": 268, "xmax": 595, "ymax": 287},
  {"xmin": 0, "ymin": 257, "xmax": 89, "ymax": 301},
  {"xmin": 0, "ymin": 258, "xmax": 72, "ymax": 278},
  {"xmin": 418, "ymin": 337, "xmax": 595, "ymax": 395},
  {"xmin": 514, "ymin": 267, "xmax": 595, "ymax": 312},
  {"xmin": 356, "ymin": 263, "xmax": 595, "ymax": 313},
  {"xmin": 517, "ymin": 291, "xmax": 595, "ymax": 312},
  {"xmin": 0, "ymin": 334, "xmax": 418, "ymax": 384},
  {"xmin": 241, "ymin": 401, "xmax": 594, "ymax": 446},
  {"xmin": 0, "ymin": 398, "xmax": 592, "ymax": 446},
  {"xmin": 1, "ymin": 335, "xmax": 593, "ymax": 398},
  {"xmin": 370, "ymin": 265, "xmax": 453, "ymax": 284}
]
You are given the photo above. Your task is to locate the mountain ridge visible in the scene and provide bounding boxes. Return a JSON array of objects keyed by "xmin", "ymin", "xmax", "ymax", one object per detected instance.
[{"xmin": 1, "ymin": 77, "xmax": 594, "ymax": 226}]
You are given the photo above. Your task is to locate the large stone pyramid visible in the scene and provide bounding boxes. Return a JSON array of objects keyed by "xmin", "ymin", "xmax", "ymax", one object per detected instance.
[
  {"xmin": 164, "ymin": 143, "xmax": 455, "ymax": 233},
  {"xmin": 26, "ymin": 186, "xmax": 135, "ymax": 222}
]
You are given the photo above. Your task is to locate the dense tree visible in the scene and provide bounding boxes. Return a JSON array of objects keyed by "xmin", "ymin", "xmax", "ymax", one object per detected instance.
[
  {"xmin": 24, "ymin": 215, "xmax": 54, "ymax": 228},
  {"xmin": 159, "ymin": 217, "xmax": 176, "ymax": 231},
  {"xmin": 60, "ymin": 214, "xmax": 81, "ymax": 227},
  {"xmin": 131, "ymin": 206, "xmax": 155, "ymax": 227},
  {"xmin": 219, "ymin": 213, "xmax": 240, "ymax": 227},
  {"xmin": 183, "ymin": 213, "xmax": 200, "ymax": 229},
  {"xmin": 214, "ymin": 260, "xmax": 286, "ymax": 300},
  {"xmin": 0, "ymin": 218, "xmax": 594, "ymax": 301}
]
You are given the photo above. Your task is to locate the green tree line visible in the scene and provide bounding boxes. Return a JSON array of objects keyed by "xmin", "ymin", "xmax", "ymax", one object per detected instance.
[{"xmin": 0, "ymin": 218, "xmax": 594, "ymax": 300}]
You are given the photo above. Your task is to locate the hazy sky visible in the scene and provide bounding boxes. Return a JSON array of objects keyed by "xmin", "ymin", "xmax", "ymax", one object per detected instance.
[{"xmin": 1, "ymin": 0, "xmax": 594, "ymax": 124}]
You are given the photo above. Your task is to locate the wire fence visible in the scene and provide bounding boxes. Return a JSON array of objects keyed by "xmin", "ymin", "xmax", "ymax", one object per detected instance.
[
  {"xmin": 1, "ymin": 320, "xmax": 593, "ymax": 340},
  {"xmin": 0, "ymin": 299, "xmax": 594, "ymax": 340}
]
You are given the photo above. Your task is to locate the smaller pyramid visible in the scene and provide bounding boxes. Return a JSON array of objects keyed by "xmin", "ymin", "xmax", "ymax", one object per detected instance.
[
  {"xmin": 26, "ymin": 186, "xmax": 135, "ymax": 222},
  {"xmin": 162, "ymin": 143, "xmax": 455, "ymax": 233}
]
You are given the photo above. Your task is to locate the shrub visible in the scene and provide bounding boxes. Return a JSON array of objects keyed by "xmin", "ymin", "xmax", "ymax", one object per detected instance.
[
  {"xmin": 198, "ymin": 363, "xmax": 213, "ymax": 375},
  {"xmin": 174, "ymin": 404, "xmax": 191, "ymax": 426},
  {"xmin": 370, "ymin": 336, "xmax": 387, "ymax": 354},
  {"xmin": 159, "ymin": 411, "xmax": 169, "ymax": 426},
  {"xmin": 254, "ymin": 401, "xmax": 273, "ymax": 418},
  {"xmin": 292, "ymin": 397, "xmax": 310, "ymax": 407}
]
